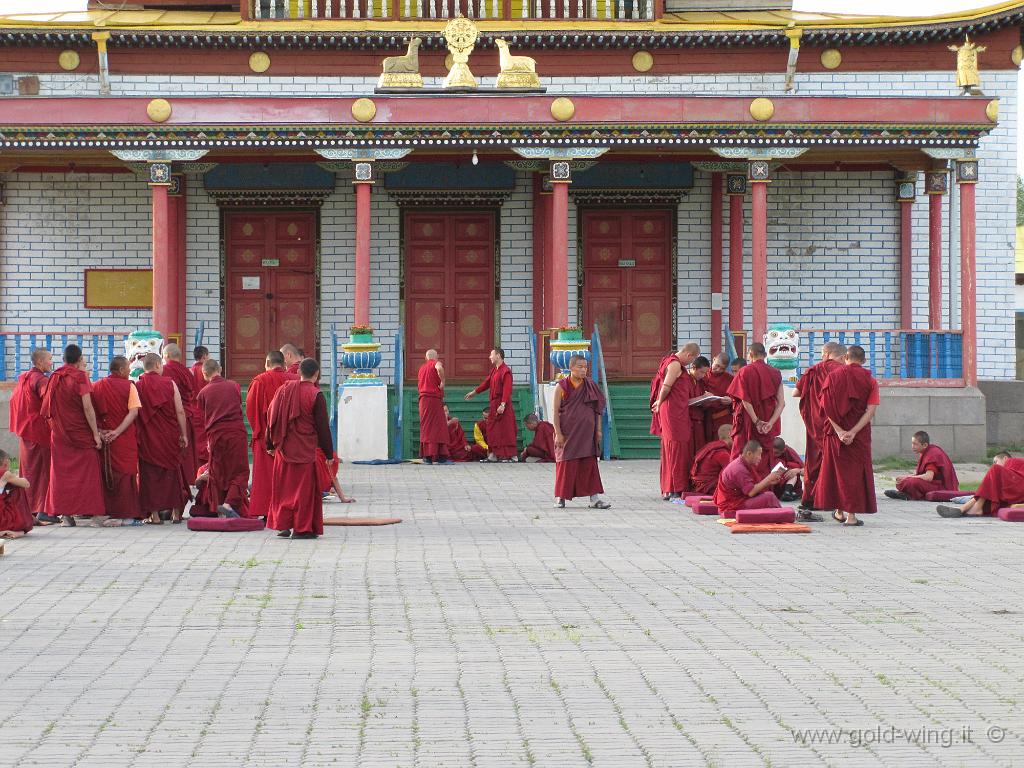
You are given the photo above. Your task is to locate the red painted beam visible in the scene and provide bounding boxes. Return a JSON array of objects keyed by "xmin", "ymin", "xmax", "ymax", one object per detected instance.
[
  {"xmin": 710, "ymin": 172, "xmax": 723, "ymax": 357},
  {"xmin": 959, "ymin": 178, "xmax": 977, "ymax": 387}
]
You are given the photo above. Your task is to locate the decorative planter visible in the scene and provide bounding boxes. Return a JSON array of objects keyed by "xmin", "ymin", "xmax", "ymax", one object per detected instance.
[
  {"xmin": 341, "ymin": 341, "xmax": 383, "ymax": 386},
  {"xmin": 556, "ymin": 328, "xmax": 584, "ymax": 342},
  {"xmin": 349, "ymin": 332, "xmax": 374, "ymax": 344},
  {"xmin": 549, "ymin": 337, "xmax": 592, "ymax": 380}
]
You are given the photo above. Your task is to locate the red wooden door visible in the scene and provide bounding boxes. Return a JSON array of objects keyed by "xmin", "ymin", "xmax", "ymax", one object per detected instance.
[
  {"xmin": 225, "ymin": 211, "xmax": 317, "ymax": 381},
  {"xmin": 405, "ymin": 211, "xmax": 494, "ymax": 382},
  {"xmin": 582, "ymin": 209, "xmax": 673, "ymax": 380}
]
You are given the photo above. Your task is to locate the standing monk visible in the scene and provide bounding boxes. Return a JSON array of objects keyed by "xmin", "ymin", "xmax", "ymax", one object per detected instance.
[
  {"xmin": 650, "ymin": 343, "xmax": 700, "ymax": 500},
  {"xmin": 690, "ymin": 425, "xmax": 733, "ymax": 495},
  {"xmin": 687, "ymin": 356, "xmax": 727, "ymax": 455},
  {"xmin": 887, "ymin": 431, "xmax": 959, "ymax": 501},
  {"xmin": 40, "ymin": 344, "xmax": 104, "ymax": 526},
  {"xmin": 816, "ymin": 345, "xmax": 879, "ymax": 527},
  {"xmin": 246, "ymin": 351, "xmax": 297, "ymax": 517},
  {"xmin": 91, "ymin": 356, "xmax": 142, "ymax": 525},
  {"xmin": 266, "ymin": 358, "xmax": 335, "ymax": 539},
  {"xmin": 136, "ymin": 354, "xmax": 191, "ymax": 524},
  {"xmin": 521, "ymin": 414, "xmax": 556, "ymax": 463},
  {"xmin": 465, "ymin": 348, "xmax": 517, "ymax": 462},
  {"xmin": 196, "ymin": 359, "xmax": 250, "ymax": 518},
  {"xmin": 417, "ymin": 350, "xmax": 450, "ymax": 464},
  {"xmin": 727, "ymin": 343, "xmax": 784, "ymax": 477},
  {"xmin": 9, "ymin": 348, "xmax": 54, "ymax": 524},
  {"xmin": 703, "ymin": 353, "xmax": 734, "ymax": 443},
  {"xmin": 162, "ymin": 343, "xmax": 199, "ymax": 485},
  {"xmin": 552, "ymin": 356, "xmax": 610, "ymax": 509},
  {"xmin": 191, "ymin": 346, "xmax": 211, "ymax": 464},
  {"xmin": 937, "ymin": 452, "xmax": 1024, "ymax": 518},
  {"xmin": 280, "ymin": 343, "xmax": 302, "ymax": 376},
  {"xmin": 794, "ymin": 342, "xmax": 843, "ymax": 513}
]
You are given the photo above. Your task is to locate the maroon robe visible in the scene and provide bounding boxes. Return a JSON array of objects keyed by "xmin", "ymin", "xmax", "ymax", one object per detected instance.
[
  {"xmin": 713, "ymin": 456, "xmax": 781, "ymax": 516},
  {"xmin": 973, "ymin": 457, "xmax": 1024, "ymax": 513},
  {"xmin": 772, "ymin": 445, "xmax": 804, "ymax": 497},
  {"xmin": 794, "ymin": 358, "xmax": 841, "ymax": 507},
  {"xmin": 41, "ymin": 364, "xmax": 104, "ymax": 517},
  {"xmin": 190, "ymin": 362, "xmax": 210, "ymax": 464},
  {"xmin": 91, "ymin": 374, "xmax": 142, "ymax": 519},
  {"xmin": 651, "ymin": 354, "xmax": 692, "ymax": 495},
  {"xmin": 246, "ymin": 367, "xmax": 297, "ymax": 517},
  {"xmin": 685, "ymin": 373, "xmax": 709, "ymax": 455},
  {"xmin": 727, "ymin": 359, "xmax": 782, "ymax": 477},
  {"xmin": 523, "ymin": 421, "xmax": 556, "ymax": 462},
  {"xmin": 135, "ymin": 372, "xmax": 190, "ymax": 514},
  {"xmin": 815, "ymin": 363, "xmax": 879, "ymax": 514},
  {"xmin": 896, "ymin": 444, "xmax": 959, "ymax": 499},
  {"xmin": 162, "ymin": 359, "xmax": 199, "ymax": 483},
  {"xmin": 417, "ymin": 360, "xmax": 449, "ymax": 461},
  {"xmin": 266, "ymin": 380, "xmax": 332, "ymax": 536},
  {"xmin": 9, "ymin": 367, "xmax": 51, "ymax": 513},
  {"xmin": 0, "ymin": 486, "xmax": 33, "ymax": 533},
  {"xmin": 702, "ymin": 370, "xmax": 733, "ymax": 443},
  {"xmin": 472, "ymin": 363, "xmax": 517, "ymax": 458},
  {"xmin": 316, "ymin": 448, "xmax": 340, "ymax": 494},
  {"xmin": 554, "ymin": 377, "xmax": 605, "ymax": 500},
  {"xmin": 447, "ymin": 419, "xmax": 485, "ymax": 462},
  {"xmin": 690, "ymin": 440, "xmax": 730, "ymax": 495},
  {"xmin": 287, "ymin": 362, "xmax": 300, "ymax": 375},
  {"xmin": 189, "ymin": 462, "xmax": 215, "ymax": 517},
  {"xmin": 196, "ymin": 375, "xmax": 250, "ymax": 516}
]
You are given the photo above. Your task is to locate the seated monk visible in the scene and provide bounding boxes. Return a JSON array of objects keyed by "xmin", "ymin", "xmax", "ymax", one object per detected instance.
[
  {"xmin": 446, "ymin": 406, "xmax": 486, "ymax": 462},
  {"xmin": 316, "ymin": 449, "xmax": 355, "ymax": 503},
  {"xmin": 937, "ymin": 451, "xmax": 1024, "ymax": 518},
  {"xmin": 690, "ymin": 424, "xmax": 732, "ymax": 495},
  {"xmin": 887, "ymin": 431, "xmax": 959, "ymax": 501},
  {"xmin": 771, "ymin": 437, "xmax": 804, "ymax": 502},
  {"xmin": 473, "ymin": 409, "xmax": 490, "ymax": 460},
  {"xmin": 521, "ymin": 413, "xmax": 555, "ymax": 463},
  {"xmin": 0, "ymin": 449, "xmax": 34, "ymax": 538},
  {"xmin": 714, "ymin": 439, "xmax": 798, "ymax": 518}
]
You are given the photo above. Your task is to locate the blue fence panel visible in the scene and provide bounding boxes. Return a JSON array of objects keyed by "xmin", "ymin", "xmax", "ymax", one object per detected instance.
[
  {"xmin": 329, "ymin": 325, "xmax": 338, "ymax": 448},
  {"xmin": 392, "ymin": 327, "xmax": 404, "ymax": 461}
]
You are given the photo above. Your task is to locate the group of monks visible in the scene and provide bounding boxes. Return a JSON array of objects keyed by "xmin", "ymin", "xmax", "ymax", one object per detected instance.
[{"xmin": 5, "ymin": 341, "xmax": 341, "ymax": 540}]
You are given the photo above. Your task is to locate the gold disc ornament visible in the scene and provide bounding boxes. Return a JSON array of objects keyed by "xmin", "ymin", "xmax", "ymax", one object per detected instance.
[
  {"xmin": 632, "ymin": 50, "xmax": 654, "ymax": 72},
  {"xmin": 986, "ymin": 99, "xmax": 999, "ymax": 122},
  {"xmin": 820, "ymin": 48, "xmax": 842, "ymax": 70},
  {"xmin": 146, "ymin": 98, "xmax": 172, "ymax": 123},
  {"xmin": 351, "ymin": 98, "xmax": 377, "ymax": 122},
  {"xmin": 248, "ymin": 51, "xmax": 271, "ymax": 73},
  {"xmin": 550, "ymin": 97, "xmax": 575, "ymax": 121},
  {"xmin": 749, "ymin": 97, "xmax": 775, "ymax": 122},
  {"xmin": 58, "ymin": 50, "xmax": 80, "ymax": 71}
]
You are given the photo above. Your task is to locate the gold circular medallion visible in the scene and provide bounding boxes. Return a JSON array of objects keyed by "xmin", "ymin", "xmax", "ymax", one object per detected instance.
[
  {"xmin": 631, "ymin": 50, "xmax": 654, "ymax": 73},
  {"xmin": 58, "ymin": 50, "xmax": 80, "ymax": 71},
  {"xmin": 248, "ymin": 51, "xmax": 271, "ymax": 74},
  {"xmin": 749, "ymin": 97, "xmax": 775, "ymax": 122},
  {"xmin": 986, "ymin": 99, "xmax": 999, "ymax": 123},
  {"xmin": 287, "ymin": 222, "xmax": 298, "ymax": 236},
  {"xmin": 146, "ymin": 98, "xmax": 172, "ymax": 123},
  {"xmin": 237, "ymin": 316, "xmax": 259, "ymax": 339},
  {"xmin": 351, "ymin": 98, "xmax": 377, "ymax": 123},
  {"xmin": 551, "ymin": 97, "xmax": 575, "ymax": 122},
  {"xmin": 820, "ymin": 48, "xmax": 842, "ymax": 70},
  {"xmin": 443, "ymin": 17, "xmax": 479, "ymax": 52},
  {"xmin": 1013, "ymin": 45, "xmax": 1023, "ymax": 67},
  {"xmin": 444, "ymin": 53, "xmax": 454, "ymax": 71},
  {"xmin": 242, "ymin": 223, "xmax": 254, "ymax": 236}
]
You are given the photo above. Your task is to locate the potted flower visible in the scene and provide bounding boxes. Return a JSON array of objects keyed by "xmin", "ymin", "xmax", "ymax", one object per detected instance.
[
  {"xmin": 349, "ymin": 324, "xmax": 374, "ymax": 344},
  {"xmin": 556, "ymin": 325, "xmax": 583, "ymax": 341}
]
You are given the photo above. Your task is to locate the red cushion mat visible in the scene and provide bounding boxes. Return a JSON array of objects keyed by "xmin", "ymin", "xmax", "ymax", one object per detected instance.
[
  {"xmin": 997, "ymin": 507, "xmax": 1024, "ymax": 522},
  {"xmin": 695, "ymin": 502, "xmax": 719, "ymax": 515},
  {"xmin": 924, "ymin": 490, "xmax": 966, "ymax": 502},
  {"xmin": 323, "ymin": 517, "xmax": 402, "ymax": 526},
  {"xmin": 685, "ymin": 495, "xmax": 712, "ymax": 509},
  {"xmin": 734, "ymin": 508, "xmax": 796, "ymax": 524},
  {"xmin": 187, "ymin": 517, "xmax": 265, "ymax": 532},
  {"xmin": 730, "ymin": 523, "xmax": 811, "ymax": 534}
]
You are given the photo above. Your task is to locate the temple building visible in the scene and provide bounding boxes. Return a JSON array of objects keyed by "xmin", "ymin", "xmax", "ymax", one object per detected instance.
[{"xmin": 0, "ymin": 0, "xmax": 1021, "ymax": 458}]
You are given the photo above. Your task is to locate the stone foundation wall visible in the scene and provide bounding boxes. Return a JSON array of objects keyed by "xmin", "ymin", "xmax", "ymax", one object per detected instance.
[{"xmin": 872, "ymin": 386, "xmax": 987, "ymax": 461}]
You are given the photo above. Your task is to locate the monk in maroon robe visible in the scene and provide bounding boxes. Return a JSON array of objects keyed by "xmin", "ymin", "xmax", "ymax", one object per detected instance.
[
  {"xmin": 815, "ymin": 345, "xmax": 879, "ymax": 526},
  {"xmin": 713, "ymin": 441, "xmax": 789, "ymax": 517},
  {"xmin": 0, "ymin": 449, "xmax": 34, "ymax": 537},
  {"xmin": 690, "ymin": 425, "xmax": 733, "ymax": 495},
  {"xmin": 417, "ymin": 350, "xmax": 450, "ymax": 463},
  {"xmin": 888, "ymin": 431, "xmax": 959, "ymax": 501},
  {"xmin": 794, "ymin": 342, "xmax": 843, "ymax": 514},
  {"xmin": 136, "ymin": 354, "xmax": 191, "ymax": 524},
  {"xmin": 445, "ymin": 406, "xmax": 486, "ymax": 462},
  {"xmin": 703, "ymin": 354, "xmax": 734, "ymax": 443},
  {"xmin": 162, "ymin": 343, "xmax": 199, "ymax": 485},
  {"xmin": 280, "ymin": 343, "xmax": 302, "ymax": 376},
  {"xmin": 266, "ymin": 358, "xmax": 335, "ymax": 539},
  {"xmin": 521, "ymin": 414, "xmax": 556, "ymax": 463},
  {"xmin": 246, "ymin": 351, "xmax": 297, "ymax": 517},
  {"xmin": 650, "ymin": 343, "xmax": 700, "ymax": 499},
  {"xmin": 727, "ymin": 343, "xmax": 784, "ymax": 478},
  {"xmin": 40, "ymin": 344, "xmax": 104, "ymax": 525},
  {"xmin": 91, "ymin": 356, "xmax": 142, "ymax": 523},
  {"xmin": 553, "ymin": 356, "xmax": 609, "ymax": 508},
  {"xmin": 196, "ymin": 358, "xmax": 250, "ymax": 518},
  {"xmin": 687, "ymin": 356, "xmax": 729, "ymax": 456},
  {"xmin": 771, "ymin": 437, "xmax": 804, "ymax": 501},
  {"xmin": 937, "ymin": 452, "xmax": 1024, "ymax": 518},
  {"xmin": 465, "ymin": 348, "xmax": 517, "ymax": 461},
  {"xmin": 191, "ymin": 345, "xmax": 211, "ymax": 464},
  {"xmin": 9, "ymin": 347, "xmax": 53, "ymax": 522}
]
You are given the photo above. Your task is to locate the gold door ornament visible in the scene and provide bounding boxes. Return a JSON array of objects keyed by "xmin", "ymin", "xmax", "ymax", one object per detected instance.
[
  {"xmin": 443, "ymin": 17, "xmax": 479, "ymax": 89},
  {"xmin": 949, "ymin": 36, "xmax": 986, "ymax": 94},
  {"xmin": 495, "ymin": 39, "xmax": 540, "ymax": 89},
  {"xmin": 378, "ymin": 38, "xmax": 423, "ymax": 89}
]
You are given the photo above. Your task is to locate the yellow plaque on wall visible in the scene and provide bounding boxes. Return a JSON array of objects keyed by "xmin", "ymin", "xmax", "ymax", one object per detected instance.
[{"xmin": 84, "ymin": 269, "xmax": 153, "ymax": 309}]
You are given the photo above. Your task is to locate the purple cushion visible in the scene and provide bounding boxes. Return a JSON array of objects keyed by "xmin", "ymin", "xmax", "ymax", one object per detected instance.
[
  {"xmin": 997, "ymin": 507, "xmax": 1024, "ymax": 522},
  {"xmin": 695, "ymin": 501, "xmax": 719, "ymax": 515},
  {"xmin": 734, "ymin": 508, "xmax": 796, "ymax": 525},
  {"xmin": 685, "ymin": 495, "xmax": 711, "ymax": 509},
  {"xmin": 187, "ymin": 517, "xmax": 265, "ymax": 532},
  {"xmin": 924, "ymin": 490, "xmax": 965, "ymax": 502}
]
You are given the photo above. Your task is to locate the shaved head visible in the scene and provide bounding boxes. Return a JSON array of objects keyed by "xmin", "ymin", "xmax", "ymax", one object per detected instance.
[
  {"xmin": 821, "ymin": 341, "xmax": 839, "ymax": 360},
  {"xmin": 110, "ymin": 356, "xmax": 129, "ymax": 375},
  {"xmin": 846, "ymin": 345, "xmax": 866, "ymax": 363},
  {"xmin": 830, "ymin": 344, "xmax": 847, "ymax": 359},
  {"xmin": 142, "ymin": 353, "xmax": 162, "ymax": 372},
  {"xmin": 266, "ymin": 350, "xmax": 285, "ymax": 368},
  {"xmin": 748, "ymin": 343, "xmax": 767, "ymax": 360},
  {"xmin": 280, "ymin": 344, "xmax": 301, "ymax": 365},
  {"xmin": 202, "ymin": 358, "xmax": 221, "ymax": 380},
  {"xmin": 718, "ymin": 424, "xmax": 731, "ymax": 440},
  {"xmin": 425, "ymin": 349, "xmax": 438, "ymax": 360},
  {"xmin": 163, "ymin": 343, "xmax": 182, "ymax": 362}
]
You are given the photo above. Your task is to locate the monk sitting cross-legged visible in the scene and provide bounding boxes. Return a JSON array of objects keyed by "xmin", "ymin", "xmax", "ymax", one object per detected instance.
[
  {"xmin": 690, "ymin": 424, "xmax": 733, "ymax": 495},
  {"xmin": 246, "ymin": 351, "xmax": 297, "ymax": 518},
  {"xmin": 521, "ymin": 413, "xmax": 556, "ymax": 463},
  {"xmin": 0, "ymin": 449, "xmax": 34, "ymax": 538},
  {"xmin": 135, "ymin": 353, "xmax": 191, "ymax": 525},
  {"xmin": 886, "ymin": 431, "xmax": 959, "ymax": 501},
  {"xmin": 936, "ymin": 452, "xmax": 1024, "ymax": 518},
  {"xmin": 771, "ymin": 436, "xmax": 804, "ymax": 503},
  {"xmin": 91, "ymin": 356, "xmax": 143, "ymax": 526},
  {"xmin": 444, "ymin": 405, "xmax": 481, "ymax": 462},
  {"xmin": 552, "ymin": 355, "xmax": 610, "ymax": 509},
  {"xmin": 714, "ymin": 440, "xmax": 796, "ymax": 518},
  {"xmin": 196, "ymin": 358, "xmax": 250, "ymax": 519}
]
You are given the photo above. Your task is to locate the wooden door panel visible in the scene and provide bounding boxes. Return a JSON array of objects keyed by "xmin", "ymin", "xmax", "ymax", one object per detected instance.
[
  {"xmin": 277, "ymin": 244, "xmax": 313, "ymax": 269},
  {"xmin": 275, "ymin": 216, "xmax": 314, "ymax": 242},
  {"xmin": 409, "ymin": 300, "xmax": 444, "ymax": 354},
  {"xmin": 586, "ymin": 296, "xmax": 625, "ymax": 375},
  {"xmin": 227, "ymin": 216, "xmax": 266, "ymax": 243},
  {"xmin": 227, "ymin": 244, "xmax": 264, "ymax": 269}
]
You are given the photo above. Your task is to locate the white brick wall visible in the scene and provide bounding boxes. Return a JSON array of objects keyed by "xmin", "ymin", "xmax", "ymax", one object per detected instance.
[{"xmin": 499, "ymin": 171, "xmax": 535, "ymax": 376}]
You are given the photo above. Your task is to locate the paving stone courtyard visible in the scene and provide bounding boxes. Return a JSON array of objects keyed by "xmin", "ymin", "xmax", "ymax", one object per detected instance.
[{"xmin": 0, "ymin": 459, "xmax": 1021, "ymax": 768}]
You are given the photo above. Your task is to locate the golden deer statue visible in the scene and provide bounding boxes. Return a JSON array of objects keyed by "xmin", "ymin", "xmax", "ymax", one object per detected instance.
[
  {"xmin": 378, "ymin": 38, "xmax": 423, "ymax": 89},
  {"xmin": 495, "ymin": 38, "xmax": 540, "ymax": 89}
]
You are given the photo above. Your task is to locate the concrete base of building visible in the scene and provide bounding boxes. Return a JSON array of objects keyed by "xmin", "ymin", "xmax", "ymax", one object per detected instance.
[
  {"xmin": 873, "ymin": 386, "xmax": 987, "ymax": 461},
  {"xmin": 0, "ymin": 385, "xmax": 16, "ymax": 456},
  {"xmin": 338, "ymin": 382, "xmax": 390, "ymax": 462},
  {"xmin": 978, "ymin": 379, "xmax": 1024, "ymax": 447}
]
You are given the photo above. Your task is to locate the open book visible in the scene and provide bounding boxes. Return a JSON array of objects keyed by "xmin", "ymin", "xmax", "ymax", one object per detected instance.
[{"xmin": 688, "ymin": 393, "xmax": 728, "ymax": 407}]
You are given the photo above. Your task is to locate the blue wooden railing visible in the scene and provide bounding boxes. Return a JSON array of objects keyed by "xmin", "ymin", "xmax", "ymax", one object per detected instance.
[
  {"xmin": 592, "ymin": 324, "xmax": 613, "ymax": 461},
  {"xmin": 795, "ymin": 329, "xmax": 963, "ymax": 381},
  {"xmin": 329, "ymin": 324, "xmax": 339, "ymax": 448},
  {"xmin": 391, "ymin": 326, "xmax": 404, "ymax": 461},
  {"xmin": 0, "ymin": 332, "xmax": 130, "ymax": 382},
  {"xmin": 528, "ymin": 328, "xmax": 542, "ymax": 420}
]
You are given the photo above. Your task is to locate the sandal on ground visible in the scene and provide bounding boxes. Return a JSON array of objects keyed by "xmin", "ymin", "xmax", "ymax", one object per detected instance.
[
  {"xmin": 554, "ymin": 499, "xmax": 565, "ymax": 509},
  {"xmin": 832, "ymin": 510, "xmax": 846, "ymax": 524},
  {"xmin": 144, "ymin": 518, "xmax": 163, "ymax": 525},
  {"xmin": 589, "ymin": 500, "xmax": 612, "ymax": 510},
  {"xmin": 60, "ymin": 516, "xmax": 77, "ymax": 527},
  {"xmin": 936, "ymin": 505, "xmax": 965, "ymax": 518},
  {"xmin": 843, "ymin": 519, "xmax": 865, "ymax": 527}
]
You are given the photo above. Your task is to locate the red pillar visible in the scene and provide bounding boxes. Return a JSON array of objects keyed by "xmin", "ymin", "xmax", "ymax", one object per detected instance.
[
  {"xmin": 710, "ymin": 173, "xmax": 723, "ymax": 356},
  {"xmin": 168, "ymin": 174, "xmax": 187, "ymax": 343},
  {"xmin": 727, "ymin": 175, "xmax": 746, "ymax": 337},
  {"xmin": 898, "ymin": 196, "xmax": 914, "ymax": 330},
  {"xmin": 353, "ymin": 164, "xmax": 373, "ymax": 328},
  {"xmin": 749, "ymin": 160, "xmax": 770, "ymax": 343},
  {"xmin": 957, "ymin": 160, "xmax": 978, "ymax": 386},
  {"xmin": 925, "ymin": 170, "xmax": 947, "ymax": 330},
  {"xmin": 549, "ymin": 161, "xmax": 570, "ymax": 329},
  {"xmin": 150, "ymin": 166, "xmax": 174, "ymax": 339}
]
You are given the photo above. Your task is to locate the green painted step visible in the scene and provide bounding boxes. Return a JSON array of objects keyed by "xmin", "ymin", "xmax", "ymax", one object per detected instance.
[{"xmin": 607, "ymin": 382, "xmax": 660, "ymax": 459}]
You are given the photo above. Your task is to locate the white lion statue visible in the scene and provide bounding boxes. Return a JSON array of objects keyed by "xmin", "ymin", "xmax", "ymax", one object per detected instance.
[
  {"xmin": 764, "ymin": 323, "xmax": 799, "ymax": 370},
  {"xmin": 125, "ymin": 330, "xmax": 164, "ymax": 380}
]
